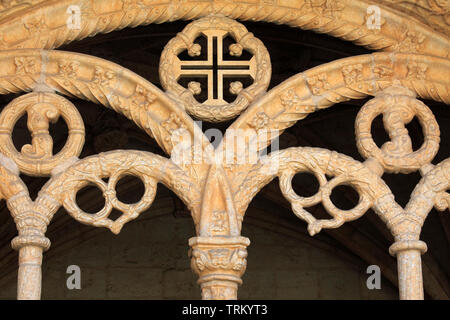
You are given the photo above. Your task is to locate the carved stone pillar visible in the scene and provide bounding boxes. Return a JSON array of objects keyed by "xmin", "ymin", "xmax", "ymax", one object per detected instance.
[
  {"xmin": 14, "ymin": 244, "xmax": 46, "ymax": 300},
  {"xmin": 8, "ymin": 194, "xmax": 53, "ymax": 300},
  {"xmin": 189, "ymin": 236, "xmax": 250, "ymax": 300},
  {"xmin": 389, "ymin": 240, "xmax": 427, "ymax": 300},
  {"xmin": 11, "ymin": 228, "xmax": 50, "ymax": 300}
]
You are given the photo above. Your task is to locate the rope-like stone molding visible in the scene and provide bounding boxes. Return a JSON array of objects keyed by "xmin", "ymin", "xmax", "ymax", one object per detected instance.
[
  {"xmin": 221, "ymin": 52, "xmax": 449, "ymax": 185},
  {"xmin": 0, "ymin": 0, "xmax": 448, "ymax": 59},
  {"xmin": 0, "ymin": 49, "xmax": 214, "ymax": 179}
]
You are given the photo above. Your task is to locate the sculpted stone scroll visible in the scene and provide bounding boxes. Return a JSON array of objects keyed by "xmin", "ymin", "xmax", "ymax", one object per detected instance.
[
  {"xmin": 0, "ymin": 92, "xmax": 84, "ymax": 176},
  {"xmin": 355, "ymin": 86, "xmax": 440, "ymax": 174},
  {"xmin": 232, "ymin": 146, "xmax": 395, "ymax": 234},
  {"xmin": 0, "ymin": 148, "xmax": 204, "ymax": 299}
]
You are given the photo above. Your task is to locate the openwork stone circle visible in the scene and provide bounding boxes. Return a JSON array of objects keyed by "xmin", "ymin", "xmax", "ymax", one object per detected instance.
[
  {"xmin": 355, "ymin": 86, "xmax": 440, "ymax": 173},
  {"xmin": 0, "ymin": 92, "xmax": 84, "ymax": 176},
  {"xmin": 159, "ymin": 15, "xmax": 271, "ymax": 122}
]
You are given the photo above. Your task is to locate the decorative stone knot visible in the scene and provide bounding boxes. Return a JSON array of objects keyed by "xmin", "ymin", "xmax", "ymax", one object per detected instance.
[
  {"xmin": 188, "ymin": 43, "xmax": 201, "ymax": 57},
  {"xmin": 229, "ymin": 43, "xmax": 243, "ymax": 56},
  {"xmin": 229, "ymin": 81, "xmax": 243, "ymax": 95},
  {"xmin": 188, "ymin": 81, "xmax": 202, "ymax": 95}
]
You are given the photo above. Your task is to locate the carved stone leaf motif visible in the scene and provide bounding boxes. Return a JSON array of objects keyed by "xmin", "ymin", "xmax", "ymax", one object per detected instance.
[
  {"xmin": 58, "ymin": 60, "xmax": 79, "ymax": 78},
  {"xmin": 209, "ymin": 210, "xmax": 228, "ymax": 233},
  {"xmin": 303, "ymin": 0, "xmax": 345, "ymax": 20},
  {"xmin": 406, "ymin": 158, "xmax": 450, "ymax": 224},
  {"xmin": 248, "ymin": 112, "xmax": 271, "ymax": 131},
  {"xmin": 15, "ymin": 57, "xmax": 36, "ymax": 75},
  {"xmin": 393, "ymin": 30, "xmax": 426, "ymax": 53},
  {"xmin": 373, "ymin": 64, "xmax": 394, "ymax": 79},
  {"xmin": 24, "ymin": 16, "xmax": 48, "ymax": 34},
  {"xmin": 342, "ymin": 64, "xmax": 364, "ymax": 87},
  {"xmin": 92, "ymin": 66, "xmax": 116, "ymax": 87},
  {"xmin": 306, "ymin": 73, "xmax": 330, "ymax": 95},
  {"xmin": 190, "ymin": 245, "xmax": 248, "ymax": 274},
  {"xmin": 407, "ymin": 62, "xmax": 428, "ymax": 80}
]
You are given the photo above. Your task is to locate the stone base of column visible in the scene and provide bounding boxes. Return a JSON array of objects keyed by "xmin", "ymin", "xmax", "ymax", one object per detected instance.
[{"xmin": 189, "ymin": 236, "xmax": 250, "ymax": 300}]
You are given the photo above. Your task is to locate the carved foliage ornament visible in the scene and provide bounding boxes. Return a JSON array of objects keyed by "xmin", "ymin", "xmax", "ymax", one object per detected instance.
[{"xmin": 189, "ymin": 236, "xmax": 250, "ymax": 300}]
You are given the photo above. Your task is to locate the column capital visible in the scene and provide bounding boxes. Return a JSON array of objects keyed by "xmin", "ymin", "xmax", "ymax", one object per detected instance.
[{"xmin": 189, "ymin": 236, "xmax": 250, "ymax": 300}]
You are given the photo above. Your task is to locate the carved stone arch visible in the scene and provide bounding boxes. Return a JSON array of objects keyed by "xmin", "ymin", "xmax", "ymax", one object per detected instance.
[
  {"xmin": 0, "ymin": 0, "xmax": 448, "ymax": 58},
  {"xmin": 216, "ymin": 51, "xmax": 449, "ymax": 300},
  {"xmin": 0, "ymin": 49, "xmax": 214, "ymax": 165},
  {"xmin": 0, "ymin": 2, "xmax": 448, "ymax": 301},
  {"xmin": 222, "ymin": 51, "xmax": 449, "ymax": 229},
  {"xmin": 0, "ymin": 49, "xmax": 215, "ymax": 299},
  {"xmin": 221, "ymin": 52, "xmax": 449, "ymax": 161},
  {"xmin": 1, "ymin": 149, "xmax": 203, "ymax": 242},
  {"xmin": 0, "ymin": 48, "xmax": 212, "ymax": 235}
]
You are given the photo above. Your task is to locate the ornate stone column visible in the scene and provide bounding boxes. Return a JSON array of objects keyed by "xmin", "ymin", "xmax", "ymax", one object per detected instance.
[
  {"xmin": 389, "ymin": 239, "xmax": 427, "ymax": 300},
  {"xmin": 189, "ymin": 236, "xmax": 250, "ymax": 300},
  {"xmin": 0, "ymin": 91, "xmax": 84, "ymax": 299},
  {"xmin": 14, "ymin": 244, "xmax": 48, "ymax": 300},
  {"xmin": 8, "ymin": 194, "xmax": 53, "ymax": 300},
  {"xmin": 355, "ymin": 85, "xmax": 443, "ymax": 300}
]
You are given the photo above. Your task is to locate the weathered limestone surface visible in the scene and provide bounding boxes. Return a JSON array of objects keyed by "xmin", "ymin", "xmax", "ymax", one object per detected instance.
[{"xmin": 0, "ymin": 0, "xmax": 447, "ymax": 300}]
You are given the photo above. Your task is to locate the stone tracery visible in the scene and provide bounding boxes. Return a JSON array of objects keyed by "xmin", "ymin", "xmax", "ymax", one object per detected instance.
[{"xmin": 0, "ymin": 1, "xmax": 447, "ymax": 300}]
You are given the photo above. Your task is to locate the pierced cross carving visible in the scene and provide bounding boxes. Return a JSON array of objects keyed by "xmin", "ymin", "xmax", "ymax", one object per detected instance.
[
  {"xmin": 179, "ymin": 31, "xmax": 254, "ymax": 105},
  {"xmin": 159, "ymin": 16, "xmax": 271, "ymax": 122}
]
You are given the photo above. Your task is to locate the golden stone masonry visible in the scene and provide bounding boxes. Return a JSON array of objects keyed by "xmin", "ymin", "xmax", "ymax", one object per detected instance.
[{"xmin": 0, "ymin": 0, "xmax": 448, "ymax": 300}]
